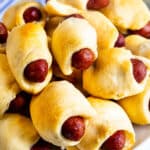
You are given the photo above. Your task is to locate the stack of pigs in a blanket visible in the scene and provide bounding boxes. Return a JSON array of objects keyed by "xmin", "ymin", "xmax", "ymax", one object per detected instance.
[{"xmin": 0, "ymin": 0, "xmax": 150, "ymax": 150}]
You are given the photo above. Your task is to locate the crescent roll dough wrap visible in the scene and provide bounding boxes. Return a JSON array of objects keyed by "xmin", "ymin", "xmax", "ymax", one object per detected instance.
[
  {"xmin": 6, "ymin": 23, "xmax": 52, "ymax": 94},
  {"xmin": 0, "ymin": 114, "xmax": 39, "ymax": 150},
  {"xmin": 51, "ymin": 17, "xmax": 97, "ymax": 75},
  {"xmin": 68, "ymin": 97, "xmax": 135, "ymax": 150},
  {"xmin": 45, "ymin": 0, "xmax": 88, "ymax": 16},
  {"xmin": 0, "ymin": 54, "xmax": 20, "ymax": 117},
  {"xmin": 100, "ymin": 0, "xmax": 150, "ymax": 32},
  {"xmin": 119, "ymin": 77, "xmax": 150, "ymax": 125},
  {"xmin": 83, "ymin": 47, "xmax": 149, "ymax": 100},
  {"xmin": 2, "ymin": 1, "xmax": 46, "ymax": 30},
  {"xmin": 80, "ymin": 11, "xmax": 119, "ymax": 49},
  {"xmin": 125, "ymin": 35, "xmax": 150, "ymax": 59},
  {"xmin": 30, "ymin": 80, "xmax": 96, "ymax": 147}
]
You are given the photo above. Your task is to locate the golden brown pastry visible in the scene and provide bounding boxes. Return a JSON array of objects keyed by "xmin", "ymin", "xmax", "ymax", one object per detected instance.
[
  {"xmin": 100, "ymin": 0, "xmax": 150, "ymax": 32},
  {"xmin": 67, "ymin": 97, "xmax": 135, "ymax": 150},
  {"xmin": 45, "ymin": 0, "xmax": 86, "ymax": 16},
  {"xmin": 51, "ymin": 16, "xmax": 97, "ymax": 75},
  {"xmin": 125, "ymin": 35, "xmax": 150, "ymax": 59},
  {"xmin": 83, "ymin": 47, "xmax": 149, "ymax": 100},
  {"xmin": 119, "ymin": 77, "xmax": 150, "ymax": 125},
  {"xmin": 80, "ymin": 10, "xmax": 119, "ymax": 49},
  {"xmin": 6, "ymin": 23, "xmax": 52, "ymax": 94},
  {"xmin": 0, "ymin": 114, "xmax": 39, "ymax": 150},
  {"xmin": 45, "ymin": 0, "xmax": 110, "ymax": 16},
  {"xmin": 45, "ymin": 0, "xmax": 150, "ymax": 33},
  {"xmin": 30, "ymin": 80, "xmax": 96, "ymax": 147},
  {"xmin": 0, "ymin": 54, "xmax": 21, "ymax": 117},
  {"xmin": 2, "ymin": 1, "xmax": 46, "ymax": 30}
]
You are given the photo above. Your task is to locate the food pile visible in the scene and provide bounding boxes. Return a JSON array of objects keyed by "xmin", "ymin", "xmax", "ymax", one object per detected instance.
[{"xmin": 0, "ymin": 0, "xmax": 150, "ymax": 150}]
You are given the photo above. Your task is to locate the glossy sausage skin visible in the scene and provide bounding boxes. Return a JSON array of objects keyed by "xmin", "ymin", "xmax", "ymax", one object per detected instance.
[
  {"xmin": 72, "ymin": 48, "xmax": 95, "ymax": 70},
  {"xmin": 61, "ymin": 116, "xmax": 85, "ymax": 141},
  {"xmin": 131, "ymin": 21, "xmax": 150, "ymax": 39},
  {"xmin": 87, "ymin": 0, "xmax": 110, "ymax": 10},
  {"xmin": 131, "ymin": 59, "xmax": 147, "ymax": 83},
  {"xmin": 114, "ymin": 33, "xmax": 125, "ymax": 47},
  {"xmin": 24, "ymin": 59, "xmax": 48, "ymax": 82},
  {"xmin": 101, "ymin": 130, "xmax": 126, "ymax": 150},
  {"xmin": 0, "ymin": 22, "xmax": 8, "ymax": 44},
  {"xmin": 23, "ymin": 7, "xmax": 42, "ymax": 23},
  {"xmin": 6, "ymin": 91, "xmax": 31, "ymax": 117},
  {"xmin": 31, "ymin": 138, "xmax": 61, "ymax": 150}
]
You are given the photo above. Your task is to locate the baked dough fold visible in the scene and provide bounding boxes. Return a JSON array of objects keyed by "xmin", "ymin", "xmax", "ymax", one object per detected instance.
[
  {"xmin": 0, "ymin": 54, "xmax": 20, "ymax": 117},
  {"xmin": 67, "ymin": 97, "xmax": 135, "ymax": 150},
  {"xmin": 119, "ymin": 77, "xmax": 150, "ymax": 125},
  {"xmin": 100, "ymin": 0, "xmax": 150, "ymax": 32},
  {"xmin": 30, "ymin": 80, "xmax": 96, "ymax": 147},
  {"xmin": 45, "ymin": 0, "xmax": 88, "ymax": 16},
  {"xmin": 51, "ymin": 17, "xmax": 97, "ymax": 75},
  {"xmin": 125, "ymin": 35, "xmax": 150, "ymax": 59},
  {"xmin": 0, "ymin": 114, "xmax": 39, "ymax": 150},
  {"xmin": 83, "ymin": 47, "xmax": 149, "ymax": 100},
  {"xmin": 6, "ymin": 23, "xmax": 52, "ymax": 94},
  {"xmin": 80, "ymin": 11, "xmax": 119, "ymax": 50}
]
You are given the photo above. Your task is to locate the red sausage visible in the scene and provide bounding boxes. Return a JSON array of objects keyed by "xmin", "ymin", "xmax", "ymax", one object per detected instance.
[
  {"xmin": 101, "ymin": 130, "xmax": 126, "ymax": 150},
  {"xmin": 72, "ymin": 48, "xmax": 95, "ymax": 70},
  {"xmin": 0, "ymin": 22, "xmax": 8, "ymax": 44},
  {"xmin": 65, "ymin": 14, "xmax": 84, "ymax": 19},
  {"xmin": 24, "ymin": 59, "xmax": 48, "ymax": 82},
  {"xmin": 61, "ymin": 116, "xmax": 85, "ymax": 141},
  {"xmin": 31, "ymin": 138, "xmax": 61, "ymax": 150},
  {"xmin": 7, "ymin": 91, "xmax": 31, "ymax": 117},
  {"xmin": 131, "ymin": 21, "xmax": 150, "ymax": 39},
  {"xmin": 23, "ymin": 7, "xmax": 42, "ymax": 23},
  {"xmin": 131, "ymin": 59, "xmax": 147, "ymax": 83},
  {"xmin": 87, "ymin": 0, "xmax": 110, "ymax": 10},
  {"xmin": 114, "ymin": 33, "xmax": 125, "ymax": 47}
]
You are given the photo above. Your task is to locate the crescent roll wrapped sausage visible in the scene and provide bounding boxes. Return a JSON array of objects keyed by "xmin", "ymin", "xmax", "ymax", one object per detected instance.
[
  {"xmin": 68, "ymin": 97, "xmax": 135, "ymax": 150},
  {"xmin": 51, "ymin": 16, "xmax": 97, "ymax": 75},
  {"xmin": 0, "ymin": 114, "xmax": 39, "ymax": 150},
  {"xmin": 30, "ymin": 80, "xmax": 96, "ymax": 147},
  {"xmin": 100, "ymin": 0, "xmax": 150, "ymax": 32},
  {"xmin": 83, "ymin": 47, "xmax": 149, "ymax": 100},
  {"xmin": 118, "ymin": 77, "xmax": 150, "ymax": 125},
  {"xmin": 125, "ymin": 35, "xmax": 150, "ymax": 59},
  {"xmin": 6, "ymin": 23, "xmax": 52, "ymax": 94},
  {"xmin": 2, "ymin": 1, "xmax": 46, "ymax": 30},
  {"xmin": 46, "ymin": 11, "xmax": 118, "ymax": 50},
  {"xmin": 0, "ymin": 54, "xmax": 21, "ymax": 117}
]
